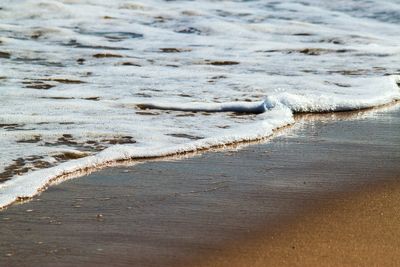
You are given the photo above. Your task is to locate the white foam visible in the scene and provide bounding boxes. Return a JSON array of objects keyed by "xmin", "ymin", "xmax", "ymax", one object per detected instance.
[
  {"xmin": 266, "ymin": 76, "xmax": 400, "ymax": 112},
  {"xmin": 137, "ymin": 100, "xmax": 268, "ymax": 114},
  {"xmin": 0, "ymin": 105, "xmax": 294, "ymax": 207},
  {"xmin": 0, "ymin": 0, "xmax": 399, "ymax": 208}
]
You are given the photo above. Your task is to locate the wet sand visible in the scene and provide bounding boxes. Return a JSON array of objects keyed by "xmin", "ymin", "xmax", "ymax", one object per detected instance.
[{"xmin": 0, "ymin": 105, "xmax": 399, "ymax": 267}]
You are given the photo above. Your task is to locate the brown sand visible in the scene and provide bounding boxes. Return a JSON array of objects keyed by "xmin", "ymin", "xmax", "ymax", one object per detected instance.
[
  {"xmin": 0, "ymin": 105, "xmax": 399, "ymax": 267},
  {"xmin": 197, "ymin": 182, "xmax": 400, "ymax": 267}
]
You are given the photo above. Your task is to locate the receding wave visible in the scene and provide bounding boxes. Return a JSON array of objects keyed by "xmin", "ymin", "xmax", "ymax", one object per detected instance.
[
  {"xmin": 1, "ymin": 75, "xmax": 399, "ymax": 208},
  {"xmin": 138, "ymin": 76, "xmax": 400, "ymax": 113},
  {"xmin": 137, "ymin": 101, "xmax": 269, "ymax": 114},
  {"xmin": 1, "ymin": 0, "xmax": 400, "ymax": 208}
]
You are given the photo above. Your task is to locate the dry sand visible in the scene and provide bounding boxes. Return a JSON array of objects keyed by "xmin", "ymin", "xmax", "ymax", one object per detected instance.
[
  {"xmin": 0, "ymin": 105, "xmax": 399, "ymax": 267},
  {"xmin": 197, "ymin": 181, "xmax": 400, "ymax": 267}
]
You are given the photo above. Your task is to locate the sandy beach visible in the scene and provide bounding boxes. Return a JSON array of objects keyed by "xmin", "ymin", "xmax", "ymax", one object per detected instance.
[
  {"xmin": 197, "ymin": 179, "xmax": 400, "ymax": 267},
  {"xmin": 1, "ymin": 1, "xmax": 399, "ymax": 266},
  {"xmin": 0, "ymin": 105, "xmax": 399, "ymax": 267}
]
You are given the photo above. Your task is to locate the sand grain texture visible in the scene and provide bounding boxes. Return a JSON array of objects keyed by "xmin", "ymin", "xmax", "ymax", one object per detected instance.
[
  {"xmin": 0, "ymin": 106, "xmax": 399, "ymax": 267},
  {"xmin": 199, "ymin": 183, "xmax": 400, "ymax": 267}
]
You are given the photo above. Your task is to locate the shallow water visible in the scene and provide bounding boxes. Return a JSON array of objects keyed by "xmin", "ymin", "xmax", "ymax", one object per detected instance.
[{"xmin": 0, "ymin": 0, "xmax": 399, "ymax": 207}]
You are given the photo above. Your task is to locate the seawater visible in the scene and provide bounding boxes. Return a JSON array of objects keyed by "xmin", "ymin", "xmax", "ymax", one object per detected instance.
[{"xmin": 0, "ymin": 0, "xmax": 399, "ymax": 208}]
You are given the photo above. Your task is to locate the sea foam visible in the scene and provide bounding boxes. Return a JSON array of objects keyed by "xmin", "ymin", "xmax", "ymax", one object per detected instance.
[{"xmin": 0, "ymin": 0, "xmax": 399, "ymax": 208}]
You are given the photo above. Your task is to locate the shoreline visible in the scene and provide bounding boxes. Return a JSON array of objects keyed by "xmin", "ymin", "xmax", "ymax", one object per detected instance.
[
  {"xmin": 0, "ymin": 104, "xmax": 399, "ymax": 266},
  {"xmin": 1, "ymin": 102, "xmax": 398, "ymax": 211}
]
